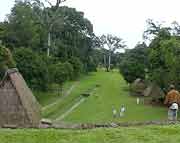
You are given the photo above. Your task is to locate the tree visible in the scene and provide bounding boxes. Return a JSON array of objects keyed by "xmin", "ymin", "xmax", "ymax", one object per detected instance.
[
  {"xmin": 144, "ymin": 19, "xmax": 180, "ymax": 90},
  {"xmin": 29, "ymin": 0, "xmax": 67, "ymax": 56},
  {"xmin": 1, "ymin": 1, "xmax": 44, "ymax": 50},
  {"xmin": 0, "ymin": 0, "xmax": 99, "ymax": 92},
  {"xmin": 13, "ymin": 48, "xmax": 49, "ymax": 90},
  {"xmin": 148, "ymin": 37, "xmax": 180, "ymax": 89},
  {"xmin": 119, "ymin": 43, "xmax": 148, "ymax": 83},
  {"xmin": 51, "ymin": 62, "xmax": 72, "ymax": 95},
  {"xmin": 100, "ymin": 34, "xmax": 126, "ymax": 71},
  {"xmin": 0, "ymin": 45, "xmax": 16, "ymax": 78},
  {"xmin": 68, "ymin": 57, "xmax": 83, "ymax": 78}
]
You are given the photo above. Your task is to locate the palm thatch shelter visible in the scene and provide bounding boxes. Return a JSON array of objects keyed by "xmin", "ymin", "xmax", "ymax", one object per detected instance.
[{"xmin": 0, "ymin": 68, "xmax": 41, "ymax": 128}]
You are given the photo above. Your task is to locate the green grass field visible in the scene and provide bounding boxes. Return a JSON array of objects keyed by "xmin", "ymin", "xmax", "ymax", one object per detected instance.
[
  {"xmin": 0, "ymin": 70, "xmax": 178, "ymax": 143},
  {"xmin": 0, "ymin": 125, "xmax": 180, "ymax": 143},
  {"xmin": 36, "ymin": 69, "xmax": 168, "ymax": 123}
]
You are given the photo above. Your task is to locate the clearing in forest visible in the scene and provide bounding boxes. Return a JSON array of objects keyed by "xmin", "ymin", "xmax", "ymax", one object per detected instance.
[{"xmin": 39, "ymin": 70, "xmax": 167, "ymax": 123}]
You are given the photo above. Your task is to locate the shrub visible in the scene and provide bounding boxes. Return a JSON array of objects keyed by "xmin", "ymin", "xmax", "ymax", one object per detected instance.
[
  {"xmin": 0, "ymin": 45, "xmax": 16, "ymax": 78},
  {"xmin": 68, "ymin": 57, "xmax": 83, "ymax": 78},
  {"xmin": 119, "ymin": 43, "xmax": 148, "ymax": 83},
  {"xmin": 86, "ymin": 56, "xmax": 97, "ymax": 72},
  {"xmin": 13, "ymin": 48, "xmax": 49, "ymax": 90},
  {"xmin": 50, "ymin": 61, "xmax": 74, "ymax": 84},
  {"xmin": 63, "ymin": 62, "xmax": 74, "ymax": 80},
  {"xmin": 119, "ymin": 60, "xmax": 146, "ymax": 83}
]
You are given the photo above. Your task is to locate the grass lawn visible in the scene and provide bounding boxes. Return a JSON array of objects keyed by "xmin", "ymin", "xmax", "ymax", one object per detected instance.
[
  {"xmin": 41, "ymin": 73, "xmax": 101, "ymax": 119},
  {"xmin": 34, "ymin": 81, "xmax": 76, "ymax": 107},
  {"xmin": 64, "ymin": 70, "xmax": 167, "ymax": 123},
  {"xmin": 1, "ymin": 125, "xmax": 180, "ymax": 143},
  {"xmin": 38, "ymin": 69, "xmax": 168, "ymax": 123}
]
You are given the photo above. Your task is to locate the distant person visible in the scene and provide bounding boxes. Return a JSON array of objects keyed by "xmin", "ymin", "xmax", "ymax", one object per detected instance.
[
  {"xmin": 120, "ymin": 105, "xmax": 126, "ymax": 117},
  {"xmin": 168, "ymin": 103, "xmax": 179, "ymax": 121},
  {"xmin": 137, "ymin": 98, "xmax": 140, "ymax": 105},
  {"xmin": 164, "ymin": 84, "xmax": 180, "ymax": 106},
  {"xmin": 112, "ymin": 107, "xmax": 117, "ymax": 118}
]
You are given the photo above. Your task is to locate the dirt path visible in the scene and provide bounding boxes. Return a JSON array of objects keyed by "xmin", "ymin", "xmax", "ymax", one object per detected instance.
[
  {"xmin": 42, "ymin": 82, "xmax": 77, "ymax": 111},
  {"xmin": 54, "ymin": 97, "xmax": 86, "ymax": 121}
]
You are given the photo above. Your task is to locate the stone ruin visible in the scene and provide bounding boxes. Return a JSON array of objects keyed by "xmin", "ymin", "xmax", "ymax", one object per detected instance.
[
  {"xmin": 130, "ymin": 78, "xmax": 165, "ymax": 103},
  {"xmin": 130, "ymin": 78, "xmax": 147, "ymax": 96}
]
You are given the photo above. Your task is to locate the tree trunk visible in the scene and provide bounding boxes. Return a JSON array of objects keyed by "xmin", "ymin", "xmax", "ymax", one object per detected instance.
[
  {"xmin": 108, "ymin": 53, "xmax": 111, "ymax": 71},
  {"xmin": 104, "ymin": 55, "xmax": 106, "ymax": 69},
  {"xmin": 47, "ymin": 32, "xmax": 51, "ymax": 57}
]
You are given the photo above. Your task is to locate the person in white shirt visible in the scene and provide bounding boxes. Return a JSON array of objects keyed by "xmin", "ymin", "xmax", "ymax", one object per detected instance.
[
  {"xmin": 120, "ymin": 105, "xmax": 126, "ymax": 117},
  {"xmin": 112, "ymin": 107, "xmax": 117, "ymax": 118},
  {"xmin": 168, "ymin": 103, "xmax": 178, "ymax": 121},
  {"xmin": 137, "ymin": 98, "xmax": 140, "ymax": 105}
]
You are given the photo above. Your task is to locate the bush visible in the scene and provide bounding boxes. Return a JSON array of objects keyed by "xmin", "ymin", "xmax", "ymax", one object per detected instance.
[
  {"xmin": 63, "ymin": 62, "xmax": 74, "ymax": 80},
  {"xmin": 86, "ymin": 56, "xmax": 97, "ymax": 72},
  {"xmin": 50, "ymin": 61, "xmax": 74, "ymax": 84},
  {"xmin": 13, "ymin": 48, "xmax": 49, "ymax": 90},
  {"xmin": 120, "ymin": 60, "xmax": 146, "ymax": 83},
  {"xmin": 68, "ymin": 57, "xmax": 83, "ymax": 78},
  {"xmin": 0, "ymin": 45, "xmax": 16, "ymax": 78},
  {"xmin": 119, "ymin": 43, "xmax": 148, "ymax": 83},
  {"xmin": 49, "ymin": 62, "xmax": 72, "ymax": 94}
]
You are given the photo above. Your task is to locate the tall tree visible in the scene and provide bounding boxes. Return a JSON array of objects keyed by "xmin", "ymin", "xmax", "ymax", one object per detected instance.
[
  {"xmin": 144, "ymin": 19, "xmax": 180, "ymax": 89},
  {"xmin": 1, "ymin": 1, "xmax": 43, "ymax": 50},
  {"xmin": 29, "ymin": 0, "xmax": 67, "ymax": 56},
  {"xmin": 100, "ymin": 34, "xmax": 126, "ymax": 71}
]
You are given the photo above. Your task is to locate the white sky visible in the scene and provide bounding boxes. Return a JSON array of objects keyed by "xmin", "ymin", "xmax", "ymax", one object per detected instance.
[{"xmin": 1, "ymin": 0, "xmax": 180, "ymax": 48}]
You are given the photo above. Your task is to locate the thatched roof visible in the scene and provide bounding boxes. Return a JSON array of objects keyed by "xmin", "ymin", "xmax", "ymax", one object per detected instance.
[{"xmin": 0, "ymin": 68, "xmax": 41, "ymax": 127}]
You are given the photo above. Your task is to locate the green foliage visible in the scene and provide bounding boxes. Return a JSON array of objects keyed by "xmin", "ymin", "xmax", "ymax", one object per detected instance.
[
  {"xmin": 51, "ymin": 6, "xmax": 96, "ymax": 71},
  {"xmin": 148, "ymin": 37, "xmax": 180, "ymax": 89},
  {"xmin": 68, "ymin": 57, "xmax": 83, "ymax": 78},
  {"xmin": 13, "ymin": 48, "xmax": 49, "ymax": 90},
  {"xmin": 86, "ymin": 56, "xmax": 97, "ymax": 72},
  {"xmin": 0, "ymin": 1, "xmax": 98, "ymax": 73},
  {"xmin": 53, "ymin": 63, "xmax": 68, "ymax": 85},
  {"xmin": 0, "ymin": 45, "xmax": 16, "ymax": 78},
  {"xmin": 50, "ymin": 61, "xmax": 74, "ymax": 86},
  {"xmin": 100, "ymin": 34, "xmax": 126, "ymax": 71},
  {"xmin": 0, "ymin": 0, "xmax": 100, "ymax": 91},
  {"xmin": 63, "ymin": 62, "xmax": 74, "ymax": 80},
  {"xmin": 119, "ymin": 43, "xmax": 148, "ymax": 83},
  {"xmin": 3, "ymin": 1, "xmax": 45, "ymax": 50}
]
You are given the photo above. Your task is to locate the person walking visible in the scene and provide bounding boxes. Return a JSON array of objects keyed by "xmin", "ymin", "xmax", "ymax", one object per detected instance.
[
  {"xmin": 164, "ymin": 85, "xmax": 180, "ymax": 121},
  {"xmin": 119, "ymin": 105, "xmax": 126, "ymax": 117},
  {"xmin": 137, "ymin": 98, "xmax": 140, "ymax": 105},
  {"xmin": 168, "ymin": 103, "xmax": 178, "ymax": 121},
  {"xmin": 164, "ymin": 84, "xmax": 180, "ymax": 106},
  {"xmin": 112, "ymin": 107, "xmax": 117, "ymax": 118}
]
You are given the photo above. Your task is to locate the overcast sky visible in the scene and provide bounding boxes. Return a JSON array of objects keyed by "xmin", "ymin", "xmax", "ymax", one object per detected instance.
[{"xmin": 1, "ymin": 0, "xmax": 180, "ymax": 48}]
